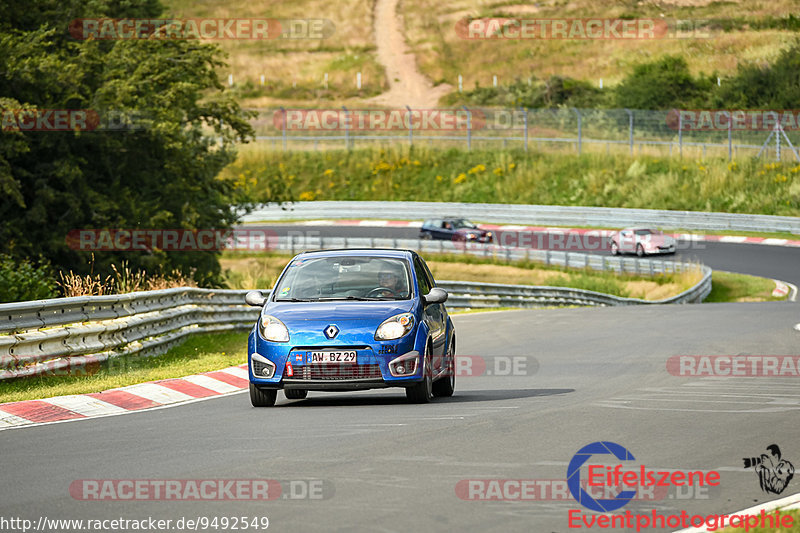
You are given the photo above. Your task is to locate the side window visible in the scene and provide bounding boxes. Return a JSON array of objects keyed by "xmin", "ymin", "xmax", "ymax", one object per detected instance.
[
  {"xmin": 419, "ymin": 258, "xmax": 437, "ymax": 288},
  {"xmin": 413, "ymin": 258, "xmax": 432, "ymax": 295}
]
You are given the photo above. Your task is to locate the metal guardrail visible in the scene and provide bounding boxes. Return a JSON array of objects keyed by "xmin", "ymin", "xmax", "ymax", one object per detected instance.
[
  {"xmin": 0, "ymin": 244, "xmax": 709, "ymax": 380},
  {"xmin": 241, "ymin": 201, "xmax": 800, "ymax": 234}
]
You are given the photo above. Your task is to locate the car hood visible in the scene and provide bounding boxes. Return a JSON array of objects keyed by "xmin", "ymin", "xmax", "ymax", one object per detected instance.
[
  {"xmin": 641, "ymin": 234, "xmax": 675, "ymax": 246},
  {"xmin": 264, "ymin": 300, "xmax": 415, "ymax": 325}
]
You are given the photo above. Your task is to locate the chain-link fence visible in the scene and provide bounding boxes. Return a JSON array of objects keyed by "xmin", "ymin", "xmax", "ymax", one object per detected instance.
[{"xmin": 249, "ymin": 107, "xmax": 800, "ymax": 161}]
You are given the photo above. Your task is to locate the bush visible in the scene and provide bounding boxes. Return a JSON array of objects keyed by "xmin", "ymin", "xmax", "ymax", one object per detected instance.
[
  {"xmin": 0, "ymin": 254, "xmax": 57, "ymax": 303},
  {"xmin": 614, "ymin": 56, "xmax": 714, "ymax": 110}
]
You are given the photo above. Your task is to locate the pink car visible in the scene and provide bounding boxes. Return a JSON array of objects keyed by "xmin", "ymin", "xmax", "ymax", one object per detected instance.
[{"xmin": 609, "ymin": 228, "xmax": 676, "ymax": 257}]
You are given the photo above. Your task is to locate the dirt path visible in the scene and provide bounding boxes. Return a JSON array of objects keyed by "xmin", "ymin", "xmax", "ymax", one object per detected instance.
[{"xmin": 369, "ymin": 0, "xmax": 451, "ymax": 108}]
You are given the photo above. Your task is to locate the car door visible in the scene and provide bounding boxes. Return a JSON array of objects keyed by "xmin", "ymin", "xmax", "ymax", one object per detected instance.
[
  {"xmin": 414, "ymin": 255, "xmax": 447, "ymax": 374},
  {"xmin": 619, "ymin": 230, "xmax": 634, "ymax": 252}
]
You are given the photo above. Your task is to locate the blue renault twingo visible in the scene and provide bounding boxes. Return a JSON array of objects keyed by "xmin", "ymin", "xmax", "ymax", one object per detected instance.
[{"xmin": 245, "ymin": 249, "xmax": 456, "ymax": 406}]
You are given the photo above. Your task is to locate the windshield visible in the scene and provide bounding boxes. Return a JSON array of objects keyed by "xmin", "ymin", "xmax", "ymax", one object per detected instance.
[
  {"xmin": 634, "ymin": 229, "xmax": 662, "ymax": 236},
  {"xmin": 452, "ymin": 219, "xmax": 477, "ymax": 229},
  {"xmin": 273, "ymin": 256, "xmax": 412, "ymax": 301}
]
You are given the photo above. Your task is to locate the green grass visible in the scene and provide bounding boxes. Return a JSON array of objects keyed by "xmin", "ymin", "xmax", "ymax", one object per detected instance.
[
  {"xmin": 0, "ymin": 332, "xmax": 248, "ymax": 404},
  {"xmin": 705, "ymin": 270, "xmax": 787, "ymax": 302},
  {"xmin": 226, "ymin": 146, "xmax": 800, "ymax": 217}
]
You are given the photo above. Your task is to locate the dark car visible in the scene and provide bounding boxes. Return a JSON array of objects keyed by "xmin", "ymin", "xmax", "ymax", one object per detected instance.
[
  {"xmin": 419, "ymin": 218, "xmax": 493, "ymax": 243},
  {"xmin": 245, "ymin": 249, "xmax": 456, "ymax": 406}
]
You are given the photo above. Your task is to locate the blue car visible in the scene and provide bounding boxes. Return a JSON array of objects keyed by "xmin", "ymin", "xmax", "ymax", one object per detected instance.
[{"xmin": 245, "ymin": 249, "xmax": 456, "ymax": 406}]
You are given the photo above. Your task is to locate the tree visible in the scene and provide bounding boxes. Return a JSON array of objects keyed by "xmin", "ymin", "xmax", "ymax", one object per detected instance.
[
  {"xmin": 614, "ymin": 55, "xmax": 713, "ymax": 110},
  {"xmin": 0, "ymin": 0, "xmax": 260, "ymax": 287}
]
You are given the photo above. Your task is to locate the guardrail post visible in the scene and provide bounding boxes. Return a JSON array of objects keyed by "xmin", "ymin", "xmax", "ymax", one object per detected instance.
[
  {"xmin": 572, "ymin": 108, "xmax": 582, "ymax": 155},
  {"xmin": 625, "ymin": 109, "xmax": 633, "ymax": 155},
  {"xmin": 406, "ymin": 105, "xmax": 413, "ymax": 146},
  {"xmin": 280, "ymin": 107, "xmax": 287, "ymax": 151},
  {"xmin": 463, "ymin": 105, "xmax": 472, "ymax": 151}
]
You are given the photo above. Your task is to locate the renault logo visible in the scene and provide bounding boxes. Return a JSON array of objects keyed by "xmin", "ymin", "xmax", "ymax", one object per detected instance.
[{"xmin": 324, "ymin": 325, "xmax": 339, "ymax": 339}]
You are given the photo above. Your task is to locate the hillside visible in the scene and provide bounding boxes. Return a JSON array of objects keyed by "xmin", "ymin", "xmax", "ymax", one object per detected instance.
[{"xmin": 161, "ymin": 0, "xmax": 799, "ymax": 107}]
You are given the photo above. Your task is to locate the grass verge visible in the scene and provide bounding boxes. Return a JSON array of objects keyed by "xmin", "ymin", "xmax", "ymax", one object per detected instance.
[
  {"xmin": 0, "ymin": 332, "xmax": 248, "ymax": 404},
  {"xmin": 705, "ymin": 271, "xmax": 788, "ymax": 303},
  {"xmin": 226, "ymin": 146, "xmax": 800, "ymax": 217}
]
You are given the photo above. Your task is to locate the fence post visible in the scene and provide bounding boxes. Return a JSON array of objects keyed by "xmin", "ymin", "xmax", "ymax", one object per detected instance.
[
  {"xmin": 726, "ymin": 111, "xmax": 732, "ymax": 162},
  {"xmin": 572, "ymin": 108, "xmax": 582, "ymax": 155},
  {"xmin": 342, "ymin": 106, "xmax": 350, "ymax": 150},
  {"xmin": 406, "ymin": 105, "xmax": 413, "ymax": 146},
  {"xmin": 522, "ymin": 107, "xmax": 528, "ymax": 152},
  {"xmin": 625, "ymin": 109, "xmax": 634, "ymax": 155},
  {"xmin": 280, "ymin": 107, "xmax": 287, "ymax": 151},
  {"xmin": 776, "ymin": 122, "xmax": 782, "ymax": 162},
  {"xmin": 678, "ymin": 111, "xmax": 683, "ymax": 158},
  {"xmin": 462, "ymin": 105, "xmax": 472, "ymax": 151}
]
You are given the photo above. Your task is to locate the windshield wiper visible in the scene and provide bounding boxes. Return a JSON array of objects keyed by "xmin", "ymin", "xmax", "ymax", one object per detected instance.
[
  {"xmin": 274, "ymin": 297, "xmax": 318, "ymax": 302},
  {"xmin": 316, "ymin": 296, "xmax": 384, "ymax": 301}
]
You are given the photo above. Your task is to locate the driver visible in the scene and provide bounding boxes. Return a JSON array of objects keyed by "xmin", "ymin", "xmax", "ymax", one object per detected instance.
[{"xmin": 378, "ymin": 270, "xmax": 400, "ymax": 292}]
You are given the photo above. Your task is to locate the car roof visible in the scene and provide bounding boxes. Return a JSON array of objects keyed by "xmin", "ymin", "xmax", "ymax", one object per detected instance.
[{"xmin": 295, "ymin": 248, "xmax": 414, "ymax": 260}]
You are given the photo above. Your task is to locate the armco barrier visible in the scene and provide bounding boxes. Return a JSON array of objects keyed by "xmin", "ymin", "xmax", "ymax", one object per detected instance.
[
  {"xmin": 0, "ymin": 246, "xmax": 709, "ymax": 380},
  {"xmin": 240, "ymin": 201, "xmax": 800, "ymax": 234}
]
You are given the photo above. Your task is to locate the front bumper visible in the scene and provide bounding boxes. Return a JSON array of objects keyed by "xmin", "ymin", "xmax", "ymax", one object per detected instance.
[{"xmin": 248, "ymin": 332, "xmax": 424, "ymax": 390}]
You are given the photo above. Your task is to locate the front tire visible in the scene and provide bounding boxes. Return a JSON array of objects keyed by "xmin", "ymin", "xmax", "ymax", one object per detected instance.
[
  {"xmin": 284, "ymin": 389, "xmax": 308, "ymax": 400},
  {"xmin": 432, "ymin": 339, "xmax": 455, "ymax": 398},
  {"xmin": 636, "ymin": 244, "xmax": 645, "ymax": 257},
  {"xmin": 406, "ymin": 347, "xmax": 433, "ymax": 403},
  {"xmin": 250, "ymin": 383, "xmax": 277, "ymax": 407}
]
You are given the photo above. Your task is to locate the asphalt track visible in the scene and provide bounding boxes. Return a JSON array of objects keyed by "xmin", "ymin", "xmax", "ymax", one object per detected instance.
[
  {"xmin": 2, "ymin": 225, "xmax": 799, "ymax": 533},
  {"xmin": 2, "ymin": 304, "xmax": 800, "ymax": 532},
  {"xmin": 246, "ymin": 223, "xmax": 800, "ymax": 288}
]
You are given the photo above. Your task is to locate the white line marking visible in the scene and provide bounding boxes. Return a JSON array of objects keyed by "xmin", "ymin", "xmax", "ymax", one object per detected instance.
[
  {"xmin": 358, "ymin": 220, "xmax": 388, "ymax": 226},
  {"xmin": 183, "ymin": 374, "xmax": 241, "ymax": 394},
  {"xmin": 762, "ymin": 238, "xmax": 789, "ymax": 245},
  {"xmin": 41, "ymin": 395, "xmax": 128, "ymax": 417},
  {"xmin": 785, "ymin": 281, "xmax": 798, "ymax": 302},
  {"xmin": 0, "ymin": 389, "xmax": 248, "ymax": 432},
  {"xmin": 0, "ymin": 411, "xmax": 35, "ymax": 428},
  {"xmin": 674, "ymin": 491, "xmax": 800, "ymax": 532},
  {"xmin": 718, "ymin": 236, "xmax": 748, "ymax": 243},
  {"xmin": 116, "ymin": 382, "xmax": 194, "ymax": 405},
  {"xmin": 217, "ymin": 366, "xmax": 249, "ymax": 380}
]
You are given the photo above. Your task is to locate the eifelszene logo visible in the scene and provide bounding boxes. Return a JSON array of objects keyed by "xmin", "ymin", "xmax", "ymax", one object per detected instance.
[{"xmin": 743, "ymin": 444, "xmax": 795, "ymax": 495}]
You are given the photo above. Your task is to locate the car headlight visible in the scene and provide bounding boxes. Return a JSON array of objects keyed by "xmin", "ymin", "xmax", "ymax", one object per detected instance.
[
  {"xmin": 260, "ymin": 315, "xmax": 289, "ymax": 342},
  {"xmin": 375, "ymin": 313, "xmax": 415, "ymax": 341}
]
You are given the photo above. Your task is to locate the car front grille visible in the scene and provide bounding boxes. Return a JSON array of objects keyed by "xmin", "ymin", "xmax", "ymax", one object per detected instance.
[{"xmin": 289, "ymin": 364, "xmax": 382, "ymax": 381}]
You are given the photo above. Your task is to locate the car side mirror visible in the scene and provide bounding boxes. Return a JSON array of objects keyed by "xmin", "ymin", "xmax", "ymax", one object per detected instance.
[
  {"xmin": 423, "ymin": 287, "xmax": 448, "ymax": 305},
  {"xmin": 245, "ymin": 290, "xmax": 267, "ymax": 307}
]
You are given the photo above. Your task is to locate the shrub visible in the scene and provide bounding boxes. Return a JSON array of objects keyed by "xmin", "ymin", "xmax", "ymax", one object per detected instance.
[{"xmin": 0, "ymin": 254, "xmax": 57, "ymax": 303}]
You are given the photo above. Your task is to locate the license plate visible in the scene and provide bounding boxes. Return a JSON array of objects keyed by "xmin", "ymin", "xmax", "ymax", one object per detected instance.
[{"xmin": 310, "ymin": 351, "xmax": 357, "ymax": 364}]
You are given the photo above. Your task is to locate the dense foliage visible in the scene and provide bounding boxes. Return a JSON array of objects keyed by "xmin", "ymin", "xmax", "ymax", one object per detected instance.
[{"xmin": 0, "ymin": 0, "xmax": 260, "ymax": 288}]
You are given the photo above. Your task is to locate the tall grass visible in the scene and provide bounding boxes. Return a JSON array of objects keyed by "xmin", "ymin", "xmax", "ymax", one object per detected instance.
[{"xmin": 225, "ymin": 145, "xmax": 800, "ymax": 216}]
